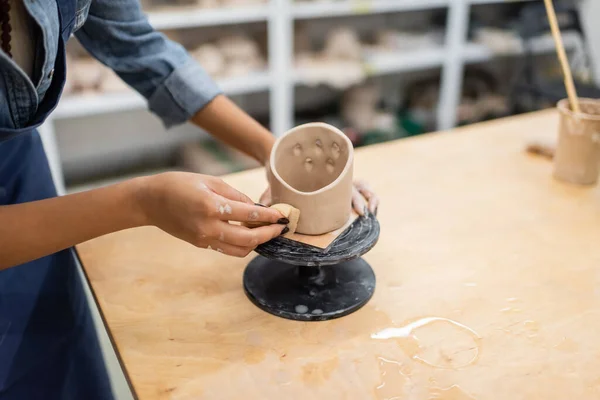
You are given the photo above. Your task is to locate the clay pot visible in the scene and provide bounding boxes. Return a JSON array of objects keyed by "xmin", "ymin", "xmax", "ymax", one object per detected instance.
[
  {"xmin": 323, "ymin": 27, "xmax": 362, "ymax": 61},
  {"xmin": 268, "ymin": 123, "xmax": 354, "ymax": 235},
  {"xmin": 553, "ymin": 98, "xmax": 600, "ymax": 185}
]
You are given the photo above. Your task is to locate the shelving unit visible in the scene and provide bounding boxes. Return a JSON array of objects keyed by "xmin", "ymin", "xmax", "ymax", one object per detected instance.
[
  {"xmin": 293, "ymin": 47, "xmax": 447, "ymax": 85},
  {"xmin": 147, "ymin": 5, "xmax": 270, "ymax": 30},
  {"xmin": 362, "ymin": 48, "xmax": 447, "ymax": 75},
  {"xmin": 463, "ymin": 31, "xmax": 580, "ymax": 64},
  {"xmin": 39, "ymin": 0, "xmax": 589, "ymax": 193},
  {"xmin": 53, "ymin": 71, "xmax": 271, "ymax": 119},
  {"xmin": 291, "ymin": 0, "xmax": 449, "ymax": 19},
  {"xmin": 468, "ymin": 0, "xmax": 536, "ymax": 4}
]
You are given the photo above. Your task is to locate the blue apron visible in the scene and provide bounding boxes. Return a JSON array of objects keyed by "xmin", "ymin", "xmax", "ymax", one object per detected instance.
[{"xmin": 0, "ymin": 1, "xmax": 113, "ymax": 398}]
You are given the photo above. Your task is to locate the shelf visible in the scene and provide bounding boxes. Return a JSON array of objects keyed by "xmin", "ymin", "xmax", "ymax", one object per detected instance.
[
  {"xmin": 463, "ymin": 31, "xmax": 580, "ymax": 64},
  {"xmin": 54, "ymin": 71, "xmax": 271, "ymax": 120},
  {"xmin": 362, "ymin": 48, "xmax": 446, "ymax": 75},
  {"xmin": 292, "ymin": 0, "xmax": 448, "ymax": 20},
  {"xmin": 294, "ymin": 48, "xmax": 445, "ymax": 86},
  {"xmin": 147, "ymin": 5, "xmax": 270, "ymax": 30},
  {"xmin": 469, "ymin": 0, "xmax": 537, "ymax": 4},
  {"xmin": 219, "ymin": 72, "xmax": 272, "ymax": 95}
]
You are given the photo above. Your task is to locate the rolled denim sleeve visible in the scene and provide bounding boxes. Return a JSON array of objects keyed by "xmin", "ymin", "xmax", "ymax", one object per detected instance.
[{"xmin": 74, "ymin": 0, "xmax": 222, "ymax": 128}]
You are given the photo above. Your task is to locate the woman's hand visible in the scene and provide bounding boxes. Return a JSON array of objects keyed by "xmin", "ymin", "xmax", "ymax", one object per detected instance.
[
  {"xmin": 139, "ymin": 172, "xmax": 288, "ymax": 257},
  {"xmin": 351, "ymin": 181, "xmax": 379, "ymax": 216},
  {"xmin": 258, "ymin": 180, "xmax": 379, "ymax": 217}
]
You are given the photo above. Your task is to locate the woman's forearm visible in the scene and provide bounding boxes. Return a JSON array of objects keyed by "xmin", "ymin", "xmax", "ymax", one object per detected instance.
[
  {"xmin": 190, "ymin": 95, "xmax": 276, "ymax": 165},
  {"xmin": 0, "ymin": 178, "xmax": 147, "ymax": 270}
]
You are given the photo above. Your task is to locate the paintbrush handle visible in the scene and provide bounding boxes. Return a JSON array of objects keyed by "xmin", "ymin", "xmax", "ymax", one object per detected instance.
[{"xmin": 543, "ymin": 0, "xmax": 581, "ymax": 114}]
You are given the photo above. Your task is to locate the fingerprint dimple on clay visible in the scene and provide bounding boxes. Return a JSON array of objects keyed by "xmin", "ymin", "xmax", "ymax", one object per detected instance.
[
  {"xmin": 305, "ymin": 158, "xmax": 314, "ymax": 172},
  {"xmin": 315, "ymin": 139, "xmax": 323, "ymax": 156},
  {"xmin": 331, "ymin": 142, "xmax": 340, "ymax": 159},
  {"xmin": 315, "ymin": 139, "xmax": 324, "ymax": 155},
  {"xmin": 326, "ymin": 158, "xmax": 335, "ymax": 173},
  {"xmin": 293, "ymin": 144, "xmax": 302, "ymax": 156}
]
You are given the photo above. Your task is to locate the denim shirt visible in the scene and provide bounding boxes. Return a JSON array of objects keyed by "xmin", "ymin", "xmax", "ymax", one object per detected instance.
[{"xmin": 0, "ymin": 0, "xmax": 222, "ymax": 131}]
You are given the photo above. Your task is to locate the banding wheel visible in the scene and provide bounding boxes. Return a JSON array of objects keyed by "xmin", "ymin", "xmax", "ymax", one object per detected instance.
[{"xmin": 243, "ymin": 213, "xmax": 380, "ymax": 321}]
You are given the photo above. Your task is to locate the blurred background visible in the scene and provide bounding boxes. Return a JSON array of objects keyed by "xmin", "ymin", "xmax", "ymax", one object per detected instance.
[{"xmin": 42, "ymin": 0, "xmax": 600, "ymax": 193}]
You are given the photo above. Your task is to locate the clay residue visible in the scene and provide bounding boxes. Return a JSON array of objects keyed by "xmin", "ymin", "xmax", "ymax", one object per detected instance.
[
  {"xmin": 553, "ymin": 337, "xmax": 579, "ymax": 352},
  {"xmin": 429, "ymin": 385, "xmax": 475, "ymax": 400},
  {"xmin": 243, "ymin": 347, "xmax": 267, "ymax": 365},
  {"xmin": 301, "ymin": 357, "xmax": 339, "ymax": 385}
]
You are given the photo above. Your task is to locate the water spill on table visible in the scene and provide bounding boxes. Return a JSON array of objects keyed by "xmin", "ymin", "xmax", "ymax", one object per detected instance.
[
  {"xmin": 371, "ymin": 317, "xmax": 481, "ymax": 369},
  {"xmin": 374, "ymin": 356, "xmax": 411, "ymax": 400},
  {"xmin": 523, "ymin": 320, "xmax": 540, "ymax": 338},
  {"xmin": 500, "ymin": 307, "xmax": 522, "ymax": 314},
  {"xmin": 429, "ymin": 384, "xmax": 475, "ymax": 400},
  {"xmin": 495, "ymin": 318, "xmax": 540, "ymax": 339}
]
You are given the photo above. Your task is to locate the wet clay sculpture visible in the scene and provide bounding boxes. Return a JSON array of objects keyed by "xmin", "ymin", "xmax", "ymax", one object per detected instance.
[
  {"xmin": 553, "ymin": 98, "xmax": 600, "ymax": 185},
  {"xmin": 268, "ymin": 123, "xmax": 354, "ymax": 235}
]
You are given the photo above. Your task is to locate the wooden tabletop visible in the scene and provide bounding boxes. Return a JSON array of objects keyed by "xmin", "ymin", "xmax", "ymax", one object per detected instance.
[{"xmin": 78, "ymin": 110, "xmax": 600, "ymax": 400}]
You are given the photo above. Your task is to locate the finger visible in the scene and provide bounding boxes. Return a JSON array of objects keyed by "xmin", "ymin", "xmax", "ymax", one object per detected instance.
[
  {"xmin": 356, "ymin": 185, "xmax": 378, "ymax": 213},
  {"xmin": 368, "ymin": 195, "xmax": 380, "ymax": 214},
  {"xmin": 354, "ymin": 180, "xmax": 372, "ymax": 193},
  {"xmin": 259, "ymin": 187, "xmax": 272, "ymax": 207},
  {"xmin": 352, "ymin": 188, "xmax": 367, "ymax": 216},
  {"xmin": 213, "ymin": 221, "xmax": 287, "ymax": 247},
  {"xmin": 214, "ymin": 195, "xmax": 285, "ymax": 223},
  {"xmin": 203, "ymin": 240, "xmax": 254, "ymax": 258},
  {"xmin": 207, "ymin": 178, "xmax": 253, "ymax": 205},
  {"xmin": 356, "ymin": 183, "xmax": 374, "ymax": 201}
]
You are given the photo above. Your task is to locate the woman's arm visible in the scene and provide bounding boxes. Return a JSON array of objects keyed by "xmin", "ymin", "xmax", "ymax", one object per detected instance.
[
  {"xmin": 74, "ymin": 0, "xmax": 221, "ymax": 128},
  {"xmin": 190, "ymin": 95, "xmax": 275, "ymax": 165},
  {"xmin": 72, "ymin": 0, "xmax": 378, "ymax": 214},
  {"xmin": 0, "ymin": 173, "xmax": 286, "ymax": 270},
  {"xmin": 0, "ymin": 179, "xmax": 144, "ymax": 269},
  {"xmin": 75, "ymin": 1, "xmax": 275, "ymax": 165}
]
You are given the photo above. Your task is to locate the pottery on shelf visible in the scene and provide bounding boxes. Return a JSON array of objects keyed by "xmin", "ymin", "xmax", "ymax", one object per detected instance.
[{"xmin": 268, "ymin": 122, "xmax": 354, "ymax": 235}]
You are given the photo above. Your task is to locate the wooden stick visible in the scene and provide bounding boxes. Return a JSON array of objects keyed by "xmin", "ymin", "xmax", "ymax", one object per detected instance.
[
  {"xmin": 526, "ymin": 140, "xmax": 555, "ymax": 160},
  {"xmin": 543, "ymin": 0, "xmax": 581, "ymax": 113}
]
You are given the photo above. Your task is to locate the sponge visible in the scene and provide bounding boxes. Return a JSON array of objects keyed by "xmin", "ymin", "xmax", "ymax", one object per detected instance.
[
  {"xmin": 245, "ymin": 203, "xmax": 300, "ymax": 237},
  {"xmin": 270, "ymin": 203, "xmax": 300, "ymax": 237}
]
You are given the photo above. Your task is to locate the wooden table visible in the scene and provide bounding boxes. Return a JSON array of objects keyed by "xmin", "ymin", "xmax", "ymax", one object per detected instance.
[{"xmin": 78, "ymin": 110, "xmax": 600, "ymax": 399}]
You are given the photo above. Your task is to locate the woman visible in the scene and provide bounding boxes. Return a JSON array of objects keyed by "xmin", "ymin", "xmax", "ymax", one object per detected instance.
[{"xmin": 0, "ymin": 0, "xmax": 378, "ymax": 398}]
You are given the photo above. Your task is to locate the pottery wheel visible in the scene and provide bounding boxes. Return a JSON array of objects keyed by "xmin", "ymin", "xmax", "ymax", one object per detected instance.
[
  {"xmin": 243, "ymin": 213, "xmax": 379, "ymax": 321},
  {"xmin": 254, "ymin": 212, "xmax": 380, "ymax": 266}
]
